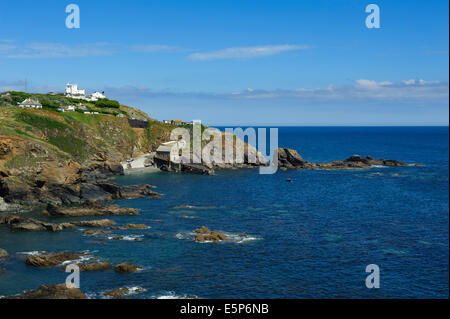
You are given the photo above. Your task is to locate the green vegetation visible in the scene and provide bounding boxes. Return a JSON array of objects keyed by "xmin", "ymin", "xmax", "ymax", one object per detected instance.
[
  {"xmin": 5, "ymin": 155, "xmax": 43, "ymax": 170},
  {"xmin": 93, "ymin": 98, "xmax": 120, "ymax": 108},
  {"xmin": 16, "ymin": 111, "xmax": 72, "ymax": 131}
]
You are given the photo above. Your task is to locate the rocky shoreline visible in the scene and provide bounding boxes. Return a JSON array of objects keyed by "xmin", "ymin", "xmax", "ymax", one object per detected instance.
[{"xmin": 0, "ymin": 142, "xmax": 416, "ymax": 298}]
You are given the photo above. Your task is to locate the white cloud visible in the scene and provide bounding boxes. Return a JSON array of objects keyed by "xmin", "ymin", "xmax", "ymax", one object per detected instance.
[
  {"xmin": 100, "ymin": 79, "xmax": 448, "ymax": 102},
  {"xmin": 188, "ymin": 44, "xmax": 310, "ymax": 61},
  {"xmin": 3, "ymin": 42, "xmax": 113, "ymax": 58}
]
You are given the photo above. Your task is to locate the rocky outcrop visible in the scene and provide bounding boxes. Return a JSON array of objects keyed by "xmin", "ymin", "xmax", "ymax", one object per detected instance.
[
  {"xmin": 44, "ymin": 201, "xmax": 139, "ymax": 217},
  {"xmin": 0, "ymin": 215, "xmax": 75, "ymax": 232},
  {"xmin": 0, "ymin": 196, "xmax": 21, "ymax": 212},
  {"xmin": 0, "ymin": 172, "xmax": 158, "ymax": 207},
  {"xmin": 276, "ymin": 148, "xmax": 409, "ymax": 170},
  {"xmin": 109, "ymin": 224, "xmax": 149, "ymax": 230},
  {"xmin": 104, "ymin": 287, "xmax": 144, "ymax": 298},
  {"xmin": 0, "ymin": 215, "xmax": 120, "ymax": 232},
  {"xmin": 114, "ymin": 262, "xmax": 143, "ymax": 273},
  {"xmin": 76, "ymin": 262, "xmax": 112, "ymax": 272},
  {"xmin": 83, "ymin": 230, "xmax": 111, "ymax": 236},
  {"xmin": 70, "ymin": 219, "xmax": 116, "ymax": 228},
  {"xmin": 194, "ymin": 226, "xmax": 229, "ymax": 242},
  {"xmin": 4, "ymin": 284, "xmax": 87, "ymax": 299},
  {"xmin": 25, "ymin": 252, "xmax": 87, "ymax": 267},
  {"xmin": 0, "ymin": 248, "xmax": 8, "ymax": 259}
]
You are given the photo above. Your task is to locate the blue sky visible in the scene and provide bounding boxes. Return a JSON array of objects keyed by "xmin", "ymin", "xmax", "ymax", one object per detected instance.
[{"xmin": 0, "ymin": 0, "xmax": 448, "ymax": 125}]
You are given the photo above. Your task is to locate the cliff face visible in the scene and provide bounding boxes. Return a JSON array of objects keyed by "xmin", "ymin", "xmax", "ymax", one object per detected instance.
[{"xmin": 0, "ymin": 98, "xmax": 162, "ymax": 207}]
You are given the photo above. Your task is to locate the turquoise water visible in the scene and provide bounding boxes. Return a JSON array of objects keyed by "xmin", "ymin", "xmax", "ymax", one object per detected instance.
[{"xmin": 0, "ymin": 127, "xmax": 448, "ymax": 298}]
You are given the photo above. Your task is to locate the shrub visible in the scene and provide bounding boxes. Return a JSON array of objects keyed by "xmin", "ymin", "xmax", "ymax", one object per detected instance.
[{"xmin": 94, "ymin": 98, "xmax": 120, "ymax": 108}]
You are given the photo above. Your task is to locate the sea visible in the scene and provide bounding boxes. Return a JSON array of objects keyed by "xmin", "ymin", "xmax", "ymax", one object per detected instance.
[{"xmin": 0, "ymin": 126, "xmax": 448, "ymax": 298}]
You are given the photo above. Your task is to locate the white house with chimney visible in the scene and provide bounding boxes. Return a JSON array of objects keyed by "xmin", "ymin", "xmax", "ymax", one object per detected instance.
[{"xmin": 65, "ymin": 83, "xmax": 106, "ymax": 101}]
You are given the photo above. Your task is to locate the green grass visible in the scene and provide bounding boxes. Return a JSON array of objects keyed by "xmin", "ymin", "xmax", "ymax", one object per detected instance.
[
  {"xmin": 15, "ymin": 111, "xmax": 72, "ymax": 131},
  {"xmin": 5, "ymin": 155, "xmax": 43, "ymax": 170}
]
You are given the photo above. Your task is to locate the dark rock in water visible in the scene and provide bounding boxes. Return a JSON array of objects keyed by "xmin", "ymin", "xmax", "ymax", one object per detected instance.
[
  {"xmin": 193, "ymin": 226, "xmax": 229, "ymax": 242},
  {"xmin": 83, "ymin": 230, "xmax": 111, "ymax": 236},
  {"xmin": 80, "ymin": 183, "xmax": 112, "ymax": 201},
  {"xmin": 104, "ymin": 287, "xmax": 130, "ymax": 298},
  {"xmin": 154, "ymin": 153, "xmax": 214, "ymax": 175},
  {"xmin": 0, "ymin": 215, "xmax": 75, "ymax": 232},
  {"xmin": 70, "ymin": 219, "xmax": 116, "ymax": 228},
  {"xmin": 0, "ymin": 248, "xmax": 8, "ymax": 259},
  {"xmin": 104, "ymin": 287, "xmax": 144, "ymax": 298},
  {"xmin": 275, "ymin": 147, "xmax": 410, "ymax": 170},
  {"xmin": 75, "ymin": 262, "xmax": 112, "ymax": 272},
  {"xmin": 114, "ymin": 262, "xmax": 143, "ymax": 273},
  {"xmin": 277, "ymin": 148, "xmax": 306, "ymax": 168},
  {"xmin": 109, "ymin": 223, "xmax": 149, "ymax": 230},
  {"xmin": 44, "ymin": 201, "xmax": 139, "ymax": 217},
  {"xmin": 194, "ymin": 226, "xmax": 210, "ymax": 234},
  {"xmin": 25, "ymin": 252, "xmax": 88, "ymax": 267},
  {"xmin": 286, "ymin": 178, "xmax": 292, "ymax": 182},
  {"xmin": 3, "ymin": 284, "xmax": 87, "ymax": 299}
]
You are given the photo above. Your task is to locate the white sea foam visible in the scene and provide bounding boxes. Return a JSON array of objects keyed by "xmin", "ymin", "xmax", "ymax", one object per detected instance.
[
  {"xmin": 16, "ymin": 250, "xmax": 46, "ymax": 256},
  {"xmin": 154, "ymin": 291, "xmax": 199, "ymax": 299},
  {"xmin": 107, "ymin": 234, "xmax": 144, "ymax": 241},
  {"xmin": 97, "ymin": 286, "xmax": 147, "ymax": 299},
  {"xmin": 176, "ymin": 231, "xmax": 261, "ymax": 244}
]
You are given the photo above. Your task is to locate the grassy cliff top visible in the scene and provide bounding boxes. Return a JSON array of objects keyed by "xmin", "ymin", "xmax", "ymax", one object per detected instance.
[
  {"xmin": 0, "ymin": 92, "xmax": 162, "ymax": 166},
  {"xmin": 0, "ymin": 91, "xmax": 152, "ymax": 121}
]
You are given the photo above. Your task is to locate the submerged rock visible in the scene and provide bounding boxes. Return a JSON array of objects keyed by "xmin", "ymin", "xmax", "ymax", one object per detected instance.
[
  {"xmin": 44, "ymin": 201, "xmax": 139, "ymax": 217},
  {"xmin": 0, "ymin": 248, "xmax": 8, "ymax": 259},
  {"xmin": 114, "ymin": 262, "xmax": 143, "ymax": 273},
  {"xmin": 25, "ymin": 252, "xmax": 88, "ymax": 267},
  {"xmin": 4, "ymin": 284, "xmax": 87, "ymax": 299}
]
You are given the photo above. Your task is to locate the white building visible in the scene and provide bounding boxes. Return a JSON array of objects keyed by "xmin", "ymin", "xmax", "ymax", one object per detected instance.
[
  {"xmin": 65, "ymin": 83, "xmax": 106, "ymax": 101},
  {"xmin": 65, "ymin": 83, "xmax": 86, "ymax": 99},
  {"xmin": 91, "ymin": 91, "xmax": 105, "ymax": 100},
  {"xmin": 156, "ymin": 140, "xmax": 187, "ymax": 163},
  {"xmin": 19, "ymin": 98, "xmax": 42, "ymax": 109},
  {"xmin": 66, "ymin": 105, "xmax": 76, "ymax": 111}
]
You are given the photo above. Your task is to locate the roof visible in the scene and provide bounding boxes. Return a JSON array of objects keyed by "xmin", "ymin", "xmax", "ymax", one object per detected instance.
[
  {"xmin": 156, "ymin": 141, "xmax": 179, "ymax": 153},
  {"xmin": 20, "ymin": 98, "xmax": 42, "ymax": 106},
  {"xmin": 171, "ymin": 119, "xmax": 184, "ymax": 123}
]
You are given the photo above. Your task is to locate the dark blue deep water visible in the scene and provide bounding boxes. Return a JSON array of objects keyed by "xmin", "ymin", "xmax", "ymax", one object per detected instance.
[{"xmin": 1, "ymin": 127, "xmax": 448, "ymax": 298}]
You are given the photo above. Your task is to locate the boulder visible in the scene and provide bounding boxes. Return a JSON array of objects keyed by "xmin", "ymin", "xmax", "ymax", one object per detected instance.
[
  {"xmin": 109, "ymin": 224, "xmax": 148, "ymax": 230},
  {"xmin": 114, "ymin": 262, "xmax": 143, "ymax": 273},
  {"xmin": 70, "ymin": 219, "xmax": 116, "ymax": 228},
  {"xmin": 25, "ymin": 252, "xmax": 87, "ymax": 267},
  {"xmin": 44, "ymin": 201, "xmax": 139, "ymax": 217},
  {"xmin": 194, "ymin": 226, "xmax": 210, "ymax": 234},
  {"xmin": 193, "ymin": 226, "xmax": 229, "ymax": 242},
  {"xmin": 0, "ymin": 248, "xmax": 8, "ymax": 259},
  {"xmin": 83, "ymin": 230, "xmax": 111, "ymax": 236},
  {"xmin": 104, "ymin": 288, "xmax": 130, "ymax": 298},
  {"xmin": 0, "ymin": 215, "xmax": 75, "ymax": 232},
  {"xmin": 4, "ymin": 284, "xmax": 87, "ymax": 299},
  {"xmin": 76, "ymin": 262, "xmax": 112, "ymax": 272},
  {"xmin": 103, "ymin": 287, "xmax": 144, "ymax": 298}
]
